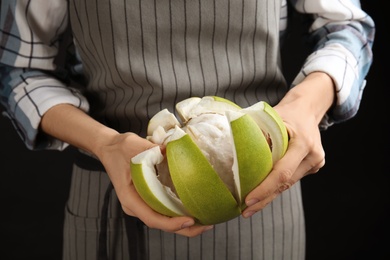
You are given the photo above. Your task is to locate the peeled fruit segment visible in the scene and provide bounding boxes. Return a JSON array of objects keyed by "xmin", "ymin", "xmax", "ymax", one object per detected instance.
[
  {"xmin": 242, "ymin": 101, "xmax": 289, "ymax": 162},
  {"xmin": 147, "ymin": 109, "xmax": 180, "ymax": 137},
  {"xmin": 130, "ymin": 96, "xmax": 288, "ymax": 225},
  {"xmin": 175, "ymin": 96, "xmax": 241, "ymax": 123},
  {"xmin": 226, "ymin": 110, "xmax": 272, "ymax": 206},
  {"xmin": 166, "ymin": 127, "xmax": 241, "ymax": 224},
  {"xmin": 130, "ymin": 146, "xmax": 188, "ymax": 217}
]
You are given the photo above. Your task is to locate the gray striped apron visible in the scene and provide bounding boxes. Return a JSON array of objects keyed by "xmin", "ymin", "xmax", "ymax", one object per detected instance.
[{"xmin": 63, "ymin": 0, "xmax": 305, "ymax": 259}]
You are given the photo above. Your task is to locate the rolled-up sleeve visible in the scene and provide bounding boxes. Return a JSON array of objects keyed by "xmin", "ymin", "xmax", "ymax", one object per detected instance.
[
  {"xmin": 290, "ymin": 0, "xmax": 375, "ymax": 129},
  {"xmin": 0, "ymin": 0, "xmax": 89, "ymax": 150}
]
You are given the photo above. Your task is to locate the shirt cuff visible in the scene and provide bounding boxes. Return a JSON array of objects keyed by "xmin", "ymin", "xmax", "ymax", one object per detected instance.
[
  {"xmin": 291, "ymin": 43, "xmax": 362, "ymax": 130},
  {"xmin": 6, "ymin": 76, "xmax": 90, "ymax": 150}
]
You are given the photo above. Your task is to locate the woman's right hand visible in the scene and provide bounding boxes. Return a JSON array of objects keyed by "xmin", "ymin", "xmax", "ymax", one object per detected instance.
[
  {"xmin": 40, "ymin": 104, "xmax": 212, "ymax": 237},
  {"xmin": 96, "ymin": 132, "xmax": 214, "ymax": 237}
]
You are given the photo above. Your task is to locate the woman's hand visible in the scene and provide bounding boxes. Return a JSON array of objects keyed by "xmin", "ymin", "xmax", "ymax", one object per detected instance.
[
  {"xmin": 96, "ymin": 132, "xmax": 214, "ymax": 237},
  {"xmin": 41, "ymin": 104, "xmax": 212, "ymax": 237},
  {"xmin": 242, "ymin": 72, "xmax": 335, "ymax": 218}
]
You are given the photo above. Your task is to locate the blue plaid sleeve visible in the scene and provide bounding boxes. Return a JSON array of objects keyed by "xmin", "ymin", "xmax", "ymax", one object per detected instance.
[
  {"xmin": 290, "ymin": 0, "xmax": 375, "ymax": 129},
  {"xmin": 0, "ymin": 0, "xmax": 89, "ymax": 150}
]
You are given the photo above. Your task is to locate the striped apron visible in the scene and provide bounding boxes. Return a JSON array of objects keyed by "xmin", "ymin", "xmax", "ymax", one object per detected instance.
[{"xmin": 63, "ymin": 0, "xmax": 305, "ymax": 259}]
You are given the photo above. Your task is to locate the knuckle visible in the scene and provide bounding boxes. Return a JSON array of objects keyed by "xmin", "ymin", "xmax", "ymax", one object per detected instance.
[
  {"xmin": 275, "ymin": 169, "xmax": 294, "ymax": 194},
  {"xmin": 307, "ymin": 149, "xmax": 326, "ymax": 173},
  {"xmin": 309, "ymin": 158, "xmax": 326, "ymax": 174},
  {"xmin": 278, "ymin": 168, "xmax": 293, "ymax": 184},
  {"xmin": 277, "ymin": 182, "xmax": 292, "ymax": 193},
  {"xmin": 313, "ymin": 147, "xmax": 325, "ymax": 161}
]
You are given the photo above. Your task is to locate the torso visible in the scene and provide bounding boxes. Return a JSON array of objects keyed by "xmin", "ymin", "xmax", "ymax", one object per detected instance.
[{"xmin": 69, "ymin": 0, "xmax": 287, "ymax": 135}]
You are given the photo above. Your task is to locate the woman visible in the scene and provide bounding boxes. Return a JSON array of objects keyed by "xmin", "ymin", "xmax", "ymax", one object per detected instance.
[{"xmin": 0, "ymin": 0, "xmax": 375, "ymax": 259}]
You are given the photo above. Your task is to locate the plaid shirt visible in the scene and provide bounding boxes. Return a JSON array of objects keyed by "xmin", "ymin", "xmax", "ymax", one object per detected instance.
[{"xmin": 0, "ymin": 0, "xmax": 375, "ymax": 150}]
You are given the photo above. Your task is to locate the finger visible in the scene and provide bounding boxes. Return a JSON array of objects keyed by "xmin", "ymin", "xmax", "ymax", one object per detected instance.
[
  {"xmin": 174, "ymin": 224, "xmax": 214, "ymax": 237},
  {"xmin": 242, "ymin": 140, "xmax": 313, "ymax": 215},
  {"xmin": 245, "ymin": 141, "xmax": 307, "ymax": 204},
  {"xmin": 242, "ymin": 149, "xmax": 325, "ymax": 217},
  {"xmin": 123, "ymin": 185, "xmax": 213, "ymax": 235}
]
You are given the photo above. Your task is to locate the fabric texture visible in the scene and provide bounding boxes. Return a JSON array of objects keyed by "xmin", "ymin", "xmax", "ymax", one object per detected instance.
[
  {"xmin": 0, "ymin": 0, "xmax": 375, "ymax": 150},
  {"xmin": 0, "ymin": 0, "xmax": 375, "ymax": 259},
  {"xmin": 65, "ymin": 157, "xmax": 305, "ymax": 260}
]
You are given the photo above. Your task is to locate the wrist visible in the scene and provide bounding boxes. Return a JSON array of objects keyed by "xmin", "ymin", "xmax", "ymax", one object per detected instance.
[
  {"xmin": 281, "ymin": 72, "xmax": 335, "ymax": 124},
  {"xmin": 90, "ymin": 125, "xmax": 120, "ymax": 159},
  {"xmin": 41, "ymin": 103, "xmax": 120, "ymax": 157}
]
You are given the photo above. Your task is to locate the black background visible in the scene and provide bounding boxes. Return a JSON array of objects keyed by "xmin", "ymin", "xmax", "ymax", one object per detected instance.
[{"xmin": 0, "ymin": 1, "xmax": 388, "ymax": 259}]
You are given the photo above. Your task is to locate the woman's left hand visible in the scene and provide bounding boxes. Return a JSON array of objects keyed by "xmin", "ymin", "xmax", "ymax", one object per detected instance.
[{"xmin": 242, "ymin": 72, "xmax": 334, "ymax": 218}]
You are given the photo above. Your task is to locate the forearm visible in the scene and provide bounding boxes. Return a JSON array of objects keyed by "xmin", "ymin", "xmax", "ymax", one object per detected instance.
[
  {"xmin": 276, "ymin": 72, "xmax": 335, "ymax": 125},
  {"xmin": 40, "ymin": 104, "xmax": 118, "ymax": 157},
  {"xmin": 291, "ymin": 0, "xmax": 375, "ymax": 126},
  {"xmin": 0, "ymin": 65, "xmax": 90, "ymax": 150}
]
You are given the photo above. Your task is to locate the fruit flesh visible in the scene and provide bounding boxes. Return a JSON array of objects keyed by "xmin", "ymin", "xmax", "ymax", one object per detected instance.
[{"xmin": 185, "ymin": 113, "xmax": 235, "ymax": 195}]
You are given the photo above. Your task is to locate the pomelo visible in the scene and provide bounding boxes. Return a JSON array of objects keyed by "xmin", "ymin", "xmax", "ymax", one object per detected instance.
[{"xmin": 130, "ymin": 96, "xmax": 288, "ymax": 225}]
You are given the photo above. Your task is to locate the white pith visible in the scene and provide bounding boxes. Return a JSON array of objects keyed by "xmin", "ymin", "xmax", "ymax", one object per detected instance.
[
  {"xmin": 147, "ymin": 109, "xmax": 180, "ymax": 137},
  {"xmin": 225, "ymin": 110, "xmax": 248, "ymax": 202},
  {"xmin": 131, "ymin": 146, "xmax": 188, "ymax": 215},
  {"xmin": 242, "ymin": 102, "xmax": 287, "ymax": 163}
]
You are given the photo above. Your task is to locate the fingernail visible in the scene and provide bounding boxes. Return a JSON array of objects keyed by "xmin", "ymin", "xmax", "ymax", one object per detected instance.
[
  {"xmin": 181, "ymin": 221, "xmax": 194, "ymax": 229},
  {"xmin": 243, "ymin": 211, "xmax": 255, "ymax": 218},
  {"xmin": 204, "ymin": 225, "xmax": 214, "ymax": 231},
  {"xmin": 246, "ymin": 199, "xmax": 259, "ymax": 207}
]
